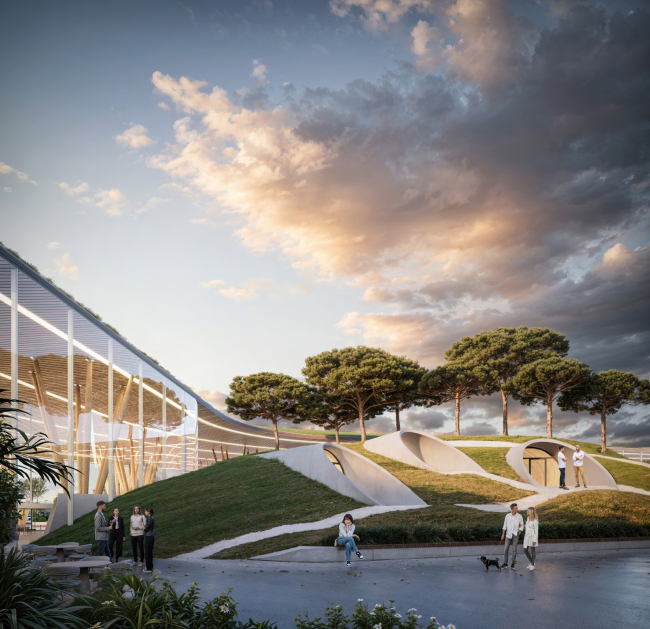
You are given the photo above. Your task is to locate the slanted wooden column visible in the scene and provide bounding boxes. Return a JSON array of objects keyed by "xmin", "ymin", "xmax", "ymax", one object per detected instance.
[
  {"xmin": 30, "ymin": 358, "xmax": 67, "ymax": 491},
  {"xmin": 78, "ymin": 360, "xmax": 93, "ymax": 494}
]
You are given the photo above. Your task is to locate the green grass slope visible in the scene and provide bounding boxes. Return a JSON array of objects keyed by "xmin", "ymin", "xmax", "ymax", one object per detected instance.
[
  {"xmin": 37, "ymin": 456, "xmax": 362, "ymax": 558},
  {"xmin": 595, "ymin": 458, "xmax": 650, "ymax": 491},
  {"xmin": 456, "ymin": 447, "xmax": 521, "ymax": 481},
  {"xmin": 437, "ymin": 435, "xmax": 624, "ymax": 458}
]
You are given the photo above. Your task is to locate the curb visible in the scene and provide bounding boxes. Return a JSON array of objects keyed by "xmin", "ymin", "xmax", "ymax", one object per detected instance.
[{"xmin": 251, "ymin": 537, "xmax": 650, "ymax": 563}]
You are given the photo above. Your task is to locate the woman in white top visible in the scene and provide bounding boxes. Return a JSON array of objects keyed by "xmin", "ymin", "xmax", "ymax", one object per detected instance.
[
  {"xmin": 333, "ymin": 513, "xmax": 363, "ymax": 567},
  {"xmin": 130, "ymin": 504, "xmax": 146, "ymax": 566},
  {"xmin": 523, "ymin": 507, "xmax": 539, "ymax": 570}
]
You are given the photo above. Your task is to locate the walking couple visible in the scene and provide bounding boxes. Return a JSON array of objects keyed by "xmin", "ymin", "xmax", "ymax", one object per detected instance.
[{"xmin": 500, "ymin": 503, "xmax": 539, "ymax": 571}]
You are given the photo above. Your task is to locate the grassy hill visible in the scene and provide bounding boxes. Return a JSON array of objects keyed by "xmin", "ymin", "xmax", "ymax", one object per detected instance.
[
  {"xmin": 37, "ymin": 456, "xmax": 361, "ymax": 558},
  {"xmin": 456, "ymin": 447, "xmax": 521, "ymax": 480},
  {"xmin": 596, "ymin": 458, "xmax": 650, "ymax": 491},
  {"xmin": 437, "ymin": 435, "xmax": 625, "ymax": 458},
  {"xmin": 212, "ymin": 443, "xmax": 650, "ymax": 559}
]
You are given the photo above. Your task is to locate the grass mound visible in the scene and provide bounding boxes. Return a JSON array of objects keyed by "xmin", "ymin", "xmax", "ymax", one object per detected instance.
[
  {"xmin": 456, "ymin": 447, "xmax": 521, "ymax": 480},
  {"xmin": 37, "ymin": 456, "xmax": 361, "ymax": 558},
  {"xmin": 595, "ymin": 458, "xmax": 650, "ymax": 492},
  {"xmin": 437, "ymin": 435, "xmax": 625, "ymax": 458}
]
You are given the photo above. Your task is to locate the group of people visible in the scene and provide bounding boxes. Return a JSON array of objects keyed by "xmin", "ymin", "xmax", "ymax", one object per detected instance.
[
  {"xmin": 558, "ymin": 444, "xmax": 588, "ymax": 489},
  {"xmin": 94, "ymin": 501, "xmax": 155, "ymax": 572}
]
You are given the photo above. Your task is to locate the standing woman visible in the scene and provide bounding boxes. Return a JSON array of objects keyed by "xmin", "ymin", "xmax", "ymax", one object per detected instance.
[
  {"xmin": 143, "ymin": 507, "xmax": 155, "ymax": 573},
  {"xmin": 130, "ymin": 505, "xmax": 146, "ymax": 567},
  {"xmin": 333, "ymin": 513, "xmax": 363, "ymax": 568},
  {"xmin": 523, "ymin": 507, "xmax": 539, "ymax": 571}
]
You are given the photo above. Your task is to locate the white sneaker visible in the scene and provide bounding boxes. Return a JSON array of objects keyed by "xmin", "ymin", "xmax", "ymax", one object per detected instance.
[
  {"xmin": 530, "ymin": 565, "xmax": 535, "ymax": 571},
  {"xmin": 138, "ymin": 562, "xmax": 143, "ymax": 567}
]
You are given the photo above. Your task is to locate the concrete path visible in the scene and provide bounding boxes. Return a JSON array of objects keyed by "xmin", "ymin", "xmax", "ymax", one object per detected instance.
[
  {"xmin": 446, "ymin": 440, "xmax": 515, "ymax": 448},
  {"xmin": 593, "ymin": 454, "xmax": 650, "ymax": 468},
  {"xmin": 456, "ymin": 485, "xmax": 650, "ymax": 512},
  {"xmin": 173, "ymin": 505, "xmax": 427, "ymax": 561},
  {"xmin": 151, "ymin": 548, "xmax": 650, "ymax": 628}
]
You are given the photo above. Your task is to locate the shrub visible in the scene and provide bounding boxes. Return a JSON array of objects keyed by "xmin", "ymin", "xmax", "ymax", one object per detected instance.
[
  {"xmin": 296, "ymin": 600, "xmax": 456, "ymax": 629},
  {"xmin": 0, "ymin": 547, "xmax": 90, "ymax": 629},
  {"xmin": 320, "ymin": 521, "xmax": 649, "ymax": 546}
]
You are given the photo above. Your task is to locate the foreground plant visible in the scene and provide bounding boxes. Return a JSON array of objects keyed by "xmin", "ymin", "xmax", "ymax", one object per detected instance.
[
  {"xmin": 296, "ymin": 600, "xmax": 455, "ymax": 629},
  {"xmin": 0, "ymin": 548, "xmax": 90, "ymax": 629}
]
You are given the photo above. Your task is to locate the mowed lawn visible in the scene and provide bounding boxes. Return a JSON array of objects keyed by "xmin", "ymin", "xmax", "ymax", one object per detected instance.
[
  {"xmin": 37, "ymin": 456, "xmax": 362, "ymax": 558},
  {"xmin": 456, "ymin": 447, "xmax": 521, "ymax": 480},
  {"xmin": 212, "ymin": 443, "xmax": 534, "ymax": 559},
  {"xmin": 213, "ymin": 444, "xmax": 650, "ymax": 560},
  {"xmin": 438, "ymin": 435, "xmax": 625, "ymax": 458},
  {"xmin": 595, "ymin": 458, "xmax": 650, "ymax": 492}
]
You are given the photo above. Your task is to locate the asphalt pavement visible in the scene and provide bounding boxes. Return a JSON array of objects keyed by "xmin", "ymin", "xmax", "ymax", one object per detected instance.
[{"xmin": 149, "ymin": 548, "xmax": 650, "ymax": 629}]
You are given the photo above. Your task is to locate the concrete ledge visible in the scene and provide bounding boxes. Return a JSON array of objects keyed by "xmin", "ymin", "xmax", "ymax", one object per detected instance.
[{"xmin": 252, "ymin": 538, "xmax": 650, "ymax": 562}]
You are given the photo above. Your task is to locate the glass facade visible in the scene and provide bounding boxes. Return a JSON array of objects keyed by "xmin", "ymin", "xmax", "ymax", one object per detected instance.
[{"xmin": 0, "ymin": 246, "xmax": 328, "ymax": 524}]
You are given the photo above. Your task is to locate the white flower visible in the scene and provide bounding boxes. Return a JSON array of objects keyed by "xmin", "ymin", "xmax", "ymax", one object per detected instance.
[
  {"xmin": 418, "ymin": 615, "xmax": 422, "ymax": 619},
  {"xmin": 370, "ymin": 612, "xmax": 375, "ymax": 616},
  {"xmin": 408, "ymin": 608, "xmax": 417, "ymax": 613},
  {"xmin": 373, "ymin": 624, "xmax": 382, "ymax": 629},
  {"xmin": 358, "ymin": 598, "xmax": 364, "ymax": 602},
  {"xmin": 220, "ymin": 605, "xmax": 230, "ymax": 613},
  {"xmin": 375, "ymin": 604, "xmax": 381, "ymax": 608},
  {"xmin": 430, "ymin": 618, "xmax": 437, "ymax": 622},
  {"xmin": 395, "ymin": 613, "xmax": 402, "ymax": 619}
]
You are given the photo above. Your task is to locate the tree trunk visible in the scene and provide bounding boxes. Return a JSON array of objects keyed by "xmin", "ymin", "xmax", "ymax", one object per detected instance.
[
  {"xmin": 501, "ymin": 390, "xmax": 509, "ymax": 436},
  {"xmin": 455, "ymin": 394, "xmax": 460, "ymax": 436},
  {"xmin": 335, "ymin": 424, "xmax": 340, "ymax": 444},
  {"xmin": 601, "ymin": 406, "xmax": 607, "ymax": 454},
  {"xmin": 395, "ymin": 406, "xmax": 401, "ymax": 432},
  {"xmin": 359, "ymin": 406, "xmax": 367, "ymax": 442},
  {"xmin": 272, "ymin": 420, "xmax": 279, "ymax": 450},
  {"xmin": 546, "ymin": 398, "xmax": 553, "ymax": 438}
]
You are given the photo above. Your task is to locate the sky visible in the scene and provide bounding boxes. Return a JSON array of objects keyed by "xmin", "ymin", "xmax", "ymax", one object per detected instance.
[{"xmin": 1, "ymin": 0, "xmax": 649, "ymax": 444}]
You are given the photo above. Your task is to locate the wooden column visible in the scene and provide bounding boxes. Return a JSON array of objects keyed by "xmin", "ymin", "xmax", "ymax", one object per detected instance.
[
  {"xmin": 78, "ymin": 360, "xmax": 93, "ymax": 494},
  {"xmin": 30, "ymin": 359, "xmax": 67, "ymax": 490}
]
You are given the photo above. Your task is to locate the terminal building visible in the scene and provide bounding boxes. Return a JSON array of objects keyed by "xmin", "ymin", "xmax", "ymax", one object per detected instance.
[{"xmin": 0, "ymin": 244, "xmax": 326, "ymax": 525}]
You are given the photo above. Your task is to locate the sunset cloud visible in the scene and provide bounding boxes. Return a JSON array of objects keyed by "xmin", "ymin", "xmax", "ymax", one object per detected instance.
[
  {"xmin": 115, "ymin": 123, "xmax": 155, "ymax": 149},
  {"xmin": 54, "ymin": 252, "xmax": 80, "ymax": 280}
]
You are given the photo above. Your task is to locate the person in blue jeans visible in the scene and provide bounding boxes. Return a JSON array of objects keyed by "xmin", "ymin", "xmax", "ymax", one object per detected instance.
[{"xmin": 334, "ymin": 513, "xmax": 363, "ymax": 567}]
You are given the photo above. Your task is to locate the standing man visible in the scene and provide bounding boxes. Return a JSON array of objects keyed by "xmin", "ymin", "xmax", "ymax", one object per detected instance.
[
  {"xmin": 108, "ymin": 507, "xmax": 125, "ymax": 563},
  {"xmin": 573, "ymin": 445, "xmax": 587, "ymax": 488},
  {"xmin": 94, "ymin": 500, "xmax": 111, "ymax": 561},
  {"xmin": 558, "ymin": 446, "xmax": 569, "ymax": 490},
  {"xmin": 500, "ymin": 503, "xmax": 523, "ymax": 570}
]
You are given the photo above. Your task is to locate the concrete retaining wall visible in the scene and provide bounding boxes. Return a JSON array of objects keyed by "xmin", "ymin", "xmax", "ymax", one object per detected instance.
[
  {"xmin": 44, "ymin": 493, "xmax": 108, "ymax": 535},
  {"xmin": 252, "ymin": 538, "xmax": 650, "ymax": 562}
]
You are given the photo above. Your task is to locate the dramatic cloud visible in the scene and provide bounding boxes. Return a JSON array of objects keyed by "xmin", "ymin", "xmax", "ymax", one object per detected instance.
[
  {"xmin": 0, "ymin": 161, "xmax": 36, "ymax": 184},
  {"xmin": 145, "ymin": 5, "xmax": 649, "ymax": 440},
  {"xmin": 330, "ymin": 0, "xmax": 433, "ymax": 31},
  {"xmin": 54, "ymin": 252, "xmax": 80, "ymax": 280},
  {"xmin": 115, "ymin": 124, "xmax": 155, "ymax": 149}
]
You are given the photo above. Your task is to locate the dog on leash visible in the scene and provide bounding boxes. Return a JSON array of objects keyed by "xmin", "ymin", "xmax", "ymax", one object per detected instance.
[{"xmin": 478, "ymin": 556, "xmax": 502, "ymax": 572}]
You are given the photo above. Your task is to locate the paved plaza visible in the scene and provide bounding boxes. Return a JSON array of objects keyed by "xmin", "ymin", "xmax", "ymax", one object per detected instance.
[{"xmin": 153, "ymin": 548, "xmax": 650, "ymax": 628}]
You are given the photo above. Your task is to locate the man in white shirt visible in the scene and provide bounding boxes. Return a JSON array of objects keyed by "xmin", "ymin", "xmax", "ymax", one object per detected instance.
[
  {"xmin": 500, "ymin": 503, "xmax": 524, "ymax": 569},
  {"xmin": 558, "ymin": 446, "xmax": 569, "ymax": 490},
  {"xmin": 573, "ymin": 445, "xmax": 587, "ymax": 488}
]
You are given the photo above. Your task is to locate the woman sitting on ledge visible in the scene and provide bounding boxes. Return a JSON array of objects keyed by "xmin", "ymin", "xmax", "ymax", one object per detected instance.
[{"xmin": 334, "ymin": 513, "xmax": 364, "ymax": 568}]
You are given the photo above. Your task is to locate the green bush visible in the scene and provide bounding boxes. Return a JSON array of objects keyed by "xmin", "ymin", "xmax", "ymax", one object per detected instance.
[
  {"xmin": 320, "ymin": 521, "xmax": 649, "ymax": 546},
  {"xmin": 296, "ymin": 600, "xmax": 455, "ymax": 629},
  {"xmin": 0, "ymin": 547, "xmax": 90, "ymax": 629},
  {"xmin": 0, "ymin": 468, "xmax": 23, "ymax": 545}
]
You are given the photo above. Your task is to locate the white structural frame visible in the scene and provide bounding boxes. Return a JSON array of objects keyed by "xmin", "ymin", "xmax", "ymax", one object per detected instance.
[
  {"xmin": 506, "ymin": 438, "xmax": 618, "ymax": 489},
  {"xmin": 261, "ymin": 443, "xmax": 426, "ymax": 507}
]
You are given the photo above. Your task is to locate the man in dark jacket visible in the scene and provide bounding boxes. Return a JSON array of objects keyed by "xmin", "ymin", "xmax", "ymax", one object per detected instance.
[
  {"xmin": 94, "ymin": 500, "xmax": 111, "ymax": 560},
  {"xmin": 143, "ymin": 507, "xmax": 155, "ymax": 573},
  {"xmin": 108, "ymin": 507, "xmax": 126, "ymax": 563}
]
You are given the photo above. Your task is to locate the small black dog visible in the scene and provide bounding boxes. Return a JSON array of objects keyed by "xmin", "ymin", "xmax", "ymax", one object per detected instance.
[{"xmin": 478, "ymin": 556, "xmax": 502, "ymax": 572}]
